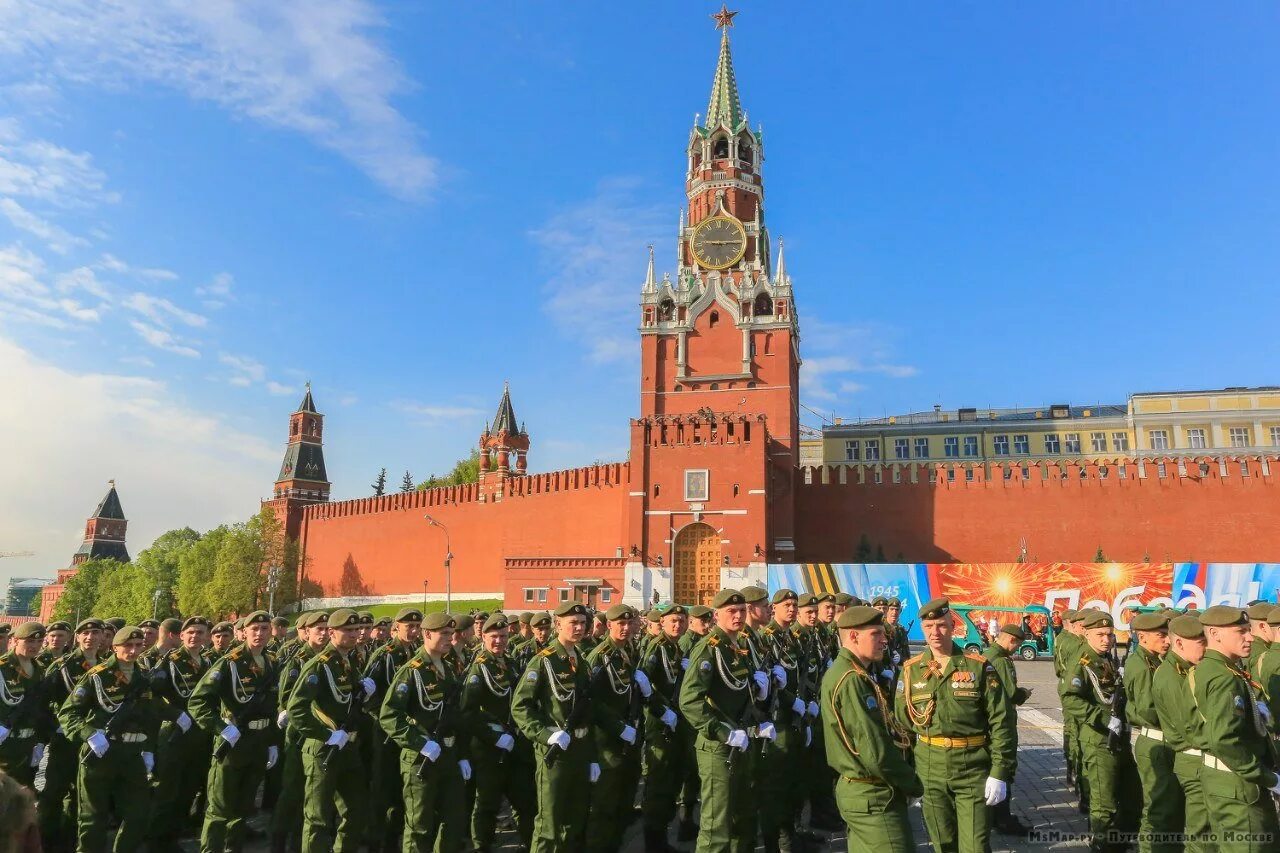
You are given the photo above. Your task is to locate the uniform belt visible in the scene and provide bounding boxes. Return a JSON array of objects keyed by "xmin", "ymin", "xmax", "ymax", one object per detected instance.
[
  {"xmin": 840, "ymin": 775, "xmax": 885, "ymax": 784},
  {"xmin": 573, "ymin": 727, "xmax": 589, "ymax": 739},
  {"xmin": 246, "ymin": 718, "xmax": 270, "ymax": 731},
  {"xmin": 111, "ymin": 733, "xmax": 148, "ymax": 744},
  {"xmin": 1181, "ymin": 748, "xmax": 1203, "ymax": 757},
  {"xmin": 1203, "ymin": 753, "xmax": 1236, "ymax": 773},
  {"xmin": 918, "ymin": 734, "xmax": 987, "ymax": 749},
  {"xmin": 1131, "ymin": 726, "xmax": 1163, "ymax": 742},
  {"xmin": 11, "ymin": 728, "xmax": 34, "ymax": 739}
]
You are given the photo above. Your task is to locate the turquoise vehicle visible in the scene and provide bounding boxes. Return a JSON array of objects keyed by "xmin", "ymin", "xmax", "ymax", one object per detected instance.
[{"xmin": 952, "ymin": 604, "xmax": 1054, "ymax": 661}]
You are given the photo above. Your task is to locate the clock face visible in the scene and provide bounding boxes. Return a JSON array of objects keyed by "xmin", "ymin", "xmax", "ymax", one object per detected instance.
[{"xmin": 691, "ymin": 216, "xmax": 747, "ymax": 270}]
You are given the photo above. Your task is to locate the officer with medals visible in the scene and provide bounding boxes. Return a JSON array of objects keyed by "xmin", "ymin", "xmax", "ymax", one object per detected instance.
[
  {"xmin": 379, "ymin": 611, "xmax": 468, "ymax": 851},
  {"xmin": 188, "ymin": 610, "xmax": 280, "ymax": 852},
  {"xmin": 511, "ymin": 600, "xmax": 595, "ymax": 852},
  {"xmin": 896, "ymin": 597, "xmax": 1015, "ymax": 853},
  {"xmin": 58, "ymin": 624, "xmax": 161, "ymax": 853},
  {"xmin": 363, "ymin": 606, "xmax": 422, "ymax": 852},
  {"xmin": 822, "ymin": 605, "xmax": 921, "ymax": 851},
  {"xmin": 0, "ymin": 622, "xmax": 49, "ymax": 788},
  {"xmin": 1151, "ymin": 613, "xmax": 1210, "ymax": 851},
  {"xmin": 462, "ymin": 612, "xmax": 536, "ymax": 851},
  {"xmin": 147, "ymin": 615, "xmax": 212, "ymax": 849},
  {"xmin": 271, "ymin": 610, "xmax": 329, "ymax": 853},
  {"xmin": 679, "ymin": 588, "xmax": 776, "ymax": 852},
  {"xmin": 1191, "ymin": 605, "xmax": 1280, "ymax": 849},
  {"xmin": 288, "ymin": 608, "xmax": 376, "ymax": 852}
]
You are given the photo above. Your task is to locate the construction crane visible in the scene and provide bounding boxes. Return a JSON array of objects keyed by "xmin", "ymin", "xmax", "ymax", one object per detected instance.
[{"xmin": 0, "ymin": 551, "xmax": 35, "ymax": 558}]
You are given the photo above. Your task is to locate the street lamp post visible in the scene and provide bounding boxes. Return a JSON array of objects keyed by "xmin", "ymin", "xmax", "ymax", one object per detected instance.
[
  {"xmin": 266, "ymin": 565, "xmax": 282, "ymax": 615},
  {"xmin": 152, "ymin": 588, "xmax": 164, "ymax": 620},
  {"xmin": 422, "ymin": 580, "xmax": 429, "ymax": 615},
  {"xmin": 423, "ymin": 515, "xmax": 453, "ymax": 612}
]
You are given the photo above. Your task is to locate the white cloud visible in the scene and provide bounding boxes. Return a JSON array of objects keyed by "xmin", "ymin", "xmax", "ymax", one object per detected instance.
[
  {"xmin": 57, "ymin": 297, "xmax": 98, "ymax": 322},
  {"xmin": 799, "ymin": 318, "xmax": 920, "ymax": 404},
  {"xmin": 55, "ymin": 266, "xmax": 110, "ymax": 299},
  {"xmin": 119, "ymin": 354, "xmax": 153, "ymax": 368},
  {"xmin": 123, "ymin": 292, "xmax": 206, "ymax": 328},
  {"xmin": 265, "ymin": 381, "xmax": 296, "ymax": 396},
  {"xmin": 218, "ymin": 352, "xmax": 266, "ymax": 383},
  {"xmin": 129, "ymin": 320, "xmax": 199, "ymax": 358},
  {"xmin": 0, "ymin": 197, "xmax": 88, "ymax": 253},
  {"xmin": 98, "ymin": 253, "xmax": 178, "ymax": 282},
  {"xmin": 0, "ymin": 119, "xmax": 116, "ymax": 207},
  {"xmin": 0, "ymin": 241, "xmax": 103, "ymax": 326},
  {"xmin": 197, "ymin": 272, "xmax": 234, "ymax": 308},
  {"xmin": 391, "ymin": 400, "xmax": 484, "ymax": 426},
  {"xmin": 0, "ymin": 336, "xmax": 276, "ymax": 587},
  {"xmin": 0, "ymin": 1, "xmax": 436, "ymax": 199}
]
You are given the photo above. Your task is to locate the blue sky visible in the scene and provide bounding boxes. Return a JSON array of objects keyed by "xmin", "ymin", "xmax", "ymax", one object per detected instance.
[{"xmin": 1, "ymin": 2, "xmax": 1278, "ymax": 586}]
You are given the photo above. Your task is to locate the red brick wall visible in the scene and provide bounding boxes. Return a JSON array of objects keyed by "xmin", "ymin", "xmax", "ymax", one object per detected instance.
[{"xmin": 797, "ymin": 457, "xmax": 1280, "ymax": 564}]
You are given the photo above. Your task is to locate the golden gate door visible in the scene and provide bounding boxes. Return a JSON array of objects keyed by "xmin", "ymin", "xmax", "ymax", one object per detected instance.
[{"xmin": 673, "ymin": 522, "xmax": 721, "ymax": 605}]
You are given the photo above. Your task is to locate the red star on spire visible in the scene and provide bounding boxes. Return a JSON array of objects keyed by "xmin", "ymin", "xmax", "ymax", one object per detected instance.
[{"xmin": 711, "ymin": 4, "xmax": 738, "ymax": 32}]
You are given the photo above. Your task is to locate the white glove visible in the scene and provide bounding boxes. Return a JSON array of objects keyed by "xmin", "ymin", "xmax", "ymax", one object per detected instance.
[
  {"xmin": 726, "ymin": 729, "xmax": 750, "ymax": 750},
  {"xmin": 87, "ymin": 730, "xmax": 109, "ymax": 757},
  {"xmin": 361, "ymin": 677, "xmax": 376, "ymax": 698},
  {"xmin": 756, "ymin": 721, "xmax": 777, "ymax": 741},
  {"xmin": 792, "ymin": 697, "xmax": 806, "ymax": 716},
  {"xmin": 1106, "ymin": 716, "xmax": 1123, "ymax": 737},
  {"xmin": 808, "ymin": 700, "xmax": 820, "ymax": 719},
  {"xmin": 681, "ymin": 657, "xmax": 690, "ymax": 670},
  {"xmin": 1260, "ymin": 700, "xmax": 1273, "ymax": 727},
  {"xmin": 910, "ymin": 796, "xmax": 922, "ymax": 808},
  {"xmin": 661, "ymin": 708, "xmax": 678, "ymax": 730},
  {"xmin": 142, "ymin": 752, "xmax": 155, "ymax": 775},
  {"xmin": 804, "ymin": 726, "xmax": 813, "ymax": 747},
  {"xmin": 983, "ymin": 776, "xmax": 1008, "ymax": 806},
  {"xmin": 459, "ymin": 759, "xmax": 472, "ymax": 781},
  {"xmin": 892, "ymin": 651, "xmax": 902, "ymax": 665},
  {"xmin": 633, "ymin": 670, "xmax": 652, "ymax": 698},
  {"xmin": 753, "ymin": 671, "xmax": 769, "ymax": 700},
  {"xmin": 325, "ymin": 729, "xmax": 349, "ymax": 749},
  {"xmin": 547, "ymin": 730, "xmax": 571, "ymax": 751},
  {"xmin": 495, "ymin": 733, "xmax": 515, "ymax": 752},
  {"xmin": 267, "ymin": 745, "xmax": 279, "ymax": 769},
  {"xmin": 30, "ymin": 743, "xmax": 44, "ymax": 768},
  {"xmin": 589, "ymin": 762, "xmax": 601, "ymax": 783},
  {"xmin": 277, "ymin": 710, "xmax": 289, "ymax": 729},
  {"xmin": 0, "ymin": 725, "xmax": 9, "ymax": 745},
  {"xmin": 420, "ymin": 739, "xmax": 441, "ymax": 762},
  {"xmin": 175, "ymin": 712, "xmax": 192, "ymax": 733},
  {"xmin": 620, "ymin": 725, "xmax": 637, "ymax": 745},
  {"xmin": 1270, "ymin": 778, "xmax": 1280, "ymax": 797},
  {"xmin": 221, "ymin": 724, "xmax": 242, "ymax": 747},
  {"xmin": 772, "ymin": 664, "xmax": 787, "ymax": 687}
]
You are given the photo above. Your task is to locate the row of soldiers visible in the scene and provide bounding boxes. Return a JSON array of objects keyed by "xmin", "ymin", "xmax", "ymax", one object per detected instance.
[{"xmin": 1055, "ymin": 602, "xmax": 1280, "ymax": 852}]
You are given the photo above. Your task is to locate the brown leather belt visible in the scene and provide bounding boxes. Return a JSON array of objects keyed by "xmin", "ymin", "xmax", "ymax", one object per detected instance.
[{"xmin": 919, "ymin": 734, "xmax": 987, "ymax": 749}]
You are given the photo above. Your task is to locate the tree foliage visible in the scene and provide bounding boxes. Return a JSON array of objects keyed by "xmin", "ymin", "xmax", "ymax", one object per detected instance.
[
  {"xmin": 176, "ymin": 526, "xmax": 228, "ymax": 619},
  {"xmin": 372, "ymin": 468, "xmax": 387, "ymax": 497},
  {"xmin": 93, "ymin": 563, "xmax": 160, "ymax": 623},
  {"xmin": 1094, "ymin": 546, "xmax": 1108, "ymax": 562},
  {"xmin": 400, "ymin": 471, "xmax": 414, "ymax": 493},
  {"xmin": 417, "ymin": 449, "xmax": 482, "ymax": 490},
  {"xmin": 52, "ymin": 558, "xmax": 122, "ymax": 623}
]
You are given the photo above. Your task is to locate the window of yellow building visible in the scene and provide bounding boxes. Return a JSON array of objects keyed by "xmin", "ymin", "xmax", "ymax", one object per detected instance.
[
  {"xmin": 1229, "ymin": 427, "xmax": 1251, "ymax": 448},
  {"xmin": 1044, "ymin": 434, "xmax": 1061, "ymax": 454},
  {"xmin": 913, "ymin": 438, "xmax": 929, "ymax": 459},
  {"xmin": 1064, "ymin": 433, "xmax": 1081, "ymax": 453},
  {"xmin": 1112, "ymin": 433, "xmax": 1129, "ymax": 452},
  {"xmin": 1090, "ymin": 432, "xmax": 1106, "ymax": 453},
  {"xmin": 1271, "ymin": 426, "xmax": 1280, "ymax": 447},
  {"xmin": 944, "ymin": 436, "xmax": 959, "ymax": 457},
  {"xmin": 1014, "ymin": 434, "xmax": 1029, "ymax": 454},
  {"xmin": 1150, "ymin": 430, "xmax": 1169, "ymax": 451},
  {"xmin": 1187, "ymin": 428, "xmax": 1207, "ymax": 450},
  {"xmin": 993, "ymin": 435, "xmax": 1009, "ymax": 456}
]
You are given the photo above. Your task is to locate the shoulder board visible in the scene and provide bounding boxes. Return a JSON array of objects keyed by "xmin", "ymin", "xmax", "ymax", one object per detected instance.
[
  {"xmin": 904, "ymin": 653, "xmax": 925, "ymax": 666},
  {"xmin": 536, "ymin": 648, "xmax": 554, "ymax": 658},
  {"xmin": 708, "ymin": 637, "xmax": 720, "ymax": 647},
  {"xmin": 1080, "ymin": 656, "xmax": 1091, "ymax": 667},
  {"xmin": 964, "ymin": 653, "xmax": 986, "ymax": 665},
  {"xmin": 86, "ymin": 663, "xmax": 109, "ymax": 676},
  {"xmin": 317, "ymin": 650, "xmax": 334, "ymax": 663},
  {"xmin": 408, "ymin": 658, "xmax": 423, "ymax": 669},
  {"xmin": 227, "ymin": 647, "xmax": 245, "ymax": 661}
]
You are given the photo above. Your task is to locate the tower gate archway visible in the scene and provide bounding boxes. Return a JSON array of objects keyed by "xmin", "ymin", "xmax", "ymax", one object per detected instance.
[{"xmin": 673, "ymin": 522, "xmax": 721, "ymax": 605}]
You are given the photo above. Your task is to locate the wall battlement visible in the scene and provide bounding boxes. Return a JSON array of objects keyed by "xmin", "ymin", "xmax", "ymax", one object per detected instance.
[{"xmin": 633, "ymin": 413, "xmax": 767, "ymax": 448}]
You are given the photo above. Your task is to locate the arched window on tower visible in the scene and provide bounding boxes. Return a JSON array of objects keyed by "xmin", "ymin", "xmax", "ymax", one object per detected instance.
[
  {"xmin": 657, "ymin": 298, "xmax": 675, "ymax": 322},
  {"xmin": 739, "ymin": 137, "xmax": 754, "ymax": 168},
  {"xmin": 709, "ymin": 310, "xmax": 720, "ymax": 328},
  {"xmin": 691, "ymin": 146, "xmax": 702, "ymax": 171},
  {"xmin": 753, "ymin": 293, "xmax": 773, "ymax": 316},
  {"xmin": 712, "ymin": 136, "xmax": 729, "ymax": 160}
]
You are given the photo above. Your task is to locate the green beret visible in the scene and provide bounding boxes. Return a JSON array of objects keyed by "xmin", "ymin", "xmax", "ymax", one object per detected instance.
[
  {"xmin": 833, "ymin": 592, "xmax": 854, "ymax": 606},
  {"xmin": 271, "ymin": 616, "xmax": 289, "ymax": 628},
  {"xmin": 1061, "ymin": 609, "xmax": 1077, "ymax": 622},
  {"xmin": 328, "ymin": 608, "xmax": 360, "ymax": 629},
  {"xmin": 1081, "ymin": 610, "xmax": 1114, "ymax": 630},
  {"xmin": 887, "ymin": 597, "xmax": 902, "ymax": 608},
  {"xmin": 604, "ymin": 604, "xmax": 636, "ymax": 621},
  {"xmin": 105, "ymin": 618, "xmax": 126, "ymax": 631},
  {"xmin": 181, "ymin": 616, "xmax": 211, "ymax": 631},
  {"xmin": 711, "ymin": 589, "xmax": 745, "ymax": 609},
  {"xmin": 395, "ymin": 608, "xmax": 423, "ymax": 623},
  {"xmin": 233, "ymin": 618, "xmax": 245, "ymax": 631},
  {"xmin": 530, "ymin": 612, "xmax": 552, "ymax": 628},
  {"xmin": 689, "ymin": 605, "xmax": 712, "ymax": 619},
  {"xmin": 797, "ymin": 594, "xmax": 818, "ymax": 609},
  {"xmin": 242, "ymin": 611, "xmax": 271, "ymax": 627},
  {"xmin": 13, "ymin": 622, "xmax": 44, "ymax": 640},
  {"xmin": 46, "ymin": 621, "xmax": 71, "ymax": 633},
  {"xmin": 311, "ymin": 612, "xmax": 330, "ymax": 627},
  {"xmin": 814, "ymin": 592, "xmax": 836, "ymax": 604},
  {"xmin": 999, "ymin": 624, "xmax": 1027, "ymax": 641},
  {"xmin": 1130, "ymin": 612, "xmax": 1169, "ymax": 632},
  {"xmin": 76, "ymin": 618, "xmax": 105, "ymax": 633},
  {"xmin": 740, "ymin": 586, "xmax": 769, "ymax": 604},
  {"xmin": 518, "ymin": 612, "xmax": 534, "ymax": 624},
  {"xmin": 1169, "ymin": 614, "xmax": 1205, "ymax": 639},
  {"xmin": 871, "ymin": 596, "xmax": 889, "ymax": 607},
  {"xmin": 472, "ymin": 611, "xmax": 490, "ymax": 622},
  {"xmin": 481, "ymin": 613, "xmax": 509, "ymax": 633},
  {"xmin": 1267, "ymin": 606, "xmax": 1280, "ymax": 627},
  {"xmin": 593, "ymin": 611, "xmax": 607, "ymax": 624},
  {"xmin": 1247, "ymin": 602, "xmax": 1274, "ymax": 621},
  {"xmin": 138, "ymin": 619, "xmax": 160, "ymax": 630},
  {"xmin": 0, "ymin": 625, "xmax": 11, "ymax": 636},
  {"xmin": 645, "ymin": 608, "xmax": 663, "ymax": 622},
  {"xmin": 358, "ymin": 612, "xmax": 374, "ymax": 625},
  {"xmin": 554, "ymin": 602, "xmax": 588, "ymax": 618},
  {"xmin": 848, "ymin": 596, "xmax": 865, "ymax": 607},
  {"xmin": 374, "ymin": 617, "xmax": 390, "ymax": 627},
  {"xmin": 211, "ymin": 621, "xmax": 233, "ymax": 634},
  {"xmin": 1067, "ymin": 609, "xmax": 1089, "ymax": 624},
  {"xmin": 112, "ymin": 625, "xmax": 145, "ymax": 645},
  {"xmin": 918, "ymin": 597, "xmax": 951, "ymax": 621},
  {"xmin": 663, "ymin": 604, "xmax": 688, "ymax": 617},
  {"xmin": 421, "ymin": 612, "xmax": 456, "ymax": 631},
  {"xmin": 771, "ymin": 589, "xmax": 797, "ymax": 605},
  {"xmin": 159, "ymin": 618, "xmax": 182, "ymax": 633},
  {"xmin": 1199, "ymin": 605, "xmax": 1248, "ymax": 628},
  {"xmin": 836, "ymin": 605, "xmax": 883, "ymax": 630}
]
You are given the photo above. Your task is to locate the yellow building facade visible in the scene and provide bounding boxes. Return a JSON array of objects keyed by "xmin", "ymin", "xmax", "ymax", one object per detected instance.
[{"xmin": 1130, "ymin": 387, "xmax": 1280, "ymax": 453}]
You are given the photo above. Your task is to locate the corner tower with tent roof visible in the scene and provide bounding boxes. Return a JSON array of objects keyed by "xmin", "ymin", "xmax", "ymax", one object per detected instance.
[
  {"xmin": 265, "ymin": 384, "xmax": 330, "ymax": 539},
  {"xmin": 479, "ymin": 382, "xmax": 530, "ymax": 502}
]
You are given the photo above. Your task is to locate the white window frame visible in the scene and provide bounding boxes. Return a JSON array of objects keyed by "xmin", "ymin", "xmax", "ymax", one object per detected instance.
[
  {"xmin": 894, "ymin": 438, "xmax": 909, "ymax": 460},
  {"xmin": 865, "ymin": 441, "xmax": 881, "ymax": 462},
  {"xmin": 1229, "ymin": 427, "xmax": 1250, "ymax": 448},
  {"xmin": 523, "ymin": 588, "xmax": 536, "ymax": 603},
  {"xmin": 963, "ymin": 436, "xmax": 978, "ymax": 457},
  {"xmin": 537, "ymin": 589, "xmax": 548, "ymax": 603},
  {"xmin": 1149, "ymin": 430, "xmax": 1169, "ymax": 451},
  {"xmin": 1271, "ymin": 426, "xmax": 1280, "ymax": 447},
  {"xmin": 844, "ymin": 440, "xmax": 860, "ymax": 461},
  {"xmin": 557, "ymin": 588, "xmax": 570, "ymax": 603},
  {"xmin": 1044, "ymin": 434, "xmax": 1061, "ymax": 454},
  {"xmin": 944, "ymin": 436, "xmax": 959, "ymax": 458},
  {"xmin": 1187, "ymin": 428, "xmax": 1207, "ymax": 450},
  {"xmin": 600, "ymin": 588, "xmax": 612, "ymax": 603},
  {"xmin": 1090, "ymin": 432, "xmax": 1107, "ymax": 453},
  {"xmin": 992, "ymin": 435, "xmax": 1009, "ymax": 456},
  {"xmin": 1064, "ymin": 433, "xmax": 1081, "ymax": 454},
  {"xmin": 1112, "ymin": 433, "xmax": 1129, "ymax": 452},
  {"xmin": 1013, "ymin": 434, "xmax": 1029, "ymax": 455},
  {"xmin": 913, "ymin": 437, "xmax": 929, "ymax": 459}
]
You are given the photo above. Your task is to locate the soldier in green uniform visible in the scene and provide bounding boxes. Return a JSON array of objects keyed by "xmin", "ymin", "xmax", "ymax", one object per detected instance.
[
  {"xmin": 679, "ymin": 588, "xmax": 775, "ymax": 853},
  {"xmin": 0, "ymin": 622, "xmax": 49, "ymax": 787},
  {"xmin": 39, "ymin": 617, "xmax": 105, "ymax": 852},
  {"xmin": 509, "ymin": 612, "xmax": 533, "ymax": 658},
  {"xmin": 147, "ymin": 615, "xmax": 212, "ymax": 849},
  {"xmin": 511, "ymin": 601, "xmax": 595, "ymax": 852},
  {"xmin": 209, "ymin": 621, "xmax": 234, "ymax": 660},
  {"xmin": 188, "ymin": 610, "xmax": 280, "ymax": 852},
  {"xmin": 740, "ymin": 585, "xmax": 796, "ymax": 853},
  {"xmin": 1151, "ymin": 613, "xmax": 1209, "ymax": 851},
  {"xmin": 0, "ymin": 624, "xmax": 10, "ymax": 656},
  {"xmin": 983, "ymin": 624, "xmax": 1033, "ymax": 836},
  {"xmin": 58, "ymin": 624, "xmax": 161, "ymax": 853},
  {"xmin": 288, "ymin": 608, "xmax": 375, "ymax": 852},
  {"xmin": 462, "ymin": 612, "xmax": 536, "ymax": 851},
  {"xmin": 1191, "ymin": 605, "xmax": 1280, "ymax": 851},
  {"xmin": 138, "ymin": 619, "xmax": 160, "ymax": 656},
  {"xmin": 363, "ymin": 606, "xmax": 422, "ymax": 852},
  {"xmin": 138, "ymin": 618, "xmax": 181, "ymax": 670},
  {"xmin": 379, "ymin": 611, "xmax": 468, "ymax": 852},
  {"xmin": 897, "ymin": 597, "xmax": 1016, "ymax": 853},
  {"xmin": 822, "ymin": 605, "xmax": 921, "ymax": 851},
  {"xmin": 271, "ymin": 611, "xmax": 329, "ymax": 853},
  {"xmin": 1245, "ymin": 601, "xmax": 1273, "ymax": 676},
  {"xmin": 1255, "ymin": 606, "xmax": 1280, "ymax": 707},
  {"xmin": 638, "ymin": 603, "xmax": 687, "ymax": 851},
  {"xmin": 39, "ymin": 621, "xmax": 73, "ymax": 668},
  {"xmin": 513, "ymin": 612, "xmax": 552, "ymax": 673},
  {"xmin": 1059, "ymin": 608, "xmax": 1135, "ymax": 852},
  {"xmin": 1122, "ymin": 610, "xmax": 1176, "ymax": 853},
  {"xmin": 270, "ymin": 616, "xmax": 291, "ymax": 653},
  {"xmin": 676, "ymin": 603, "xmax": 712, "ymax": 841},
  {"xmin": 1056, "ymin": 608, "xmax": 1088, "ymax": 809}
]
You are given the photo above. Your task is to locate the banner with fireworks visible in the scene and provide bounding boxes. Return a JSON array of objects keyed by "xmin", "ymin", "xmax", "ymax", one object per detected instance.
[{"xmin": 769, "ymin": 562, "xmax": 1280, "ymax": 641}]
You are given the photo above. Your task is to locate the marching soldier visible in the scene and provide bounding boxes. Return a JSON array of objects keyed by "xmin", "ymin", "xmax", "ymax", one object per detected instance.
[
  {"xmin": 742, "ymin": 585, "xmax": 797, "ymax": 852},
  {"xmin": 1151, "ymin": 613, "xmax": 1210, "ymax": 851},
  {"xmin": 138, "ymin": 619, "xmax": 161, "ymax": 656},
  {"xmin": 1123, "ymin": 610, "xmax": 1176, "ymax": 852},
  {"xmin": 271, "ymin": 611, "xmax": 330, "ymax": 853},
  {"xmin": 269, "ymin": 615, "xmax": 291, "ymax": 653},
  {"xmin": 0, "ymin": 622, "xmax": 49, "ymax": 788},
  {"xmin": 513, "ymin": 611, "xmax": 553, "ymax": 673},
  {"xmin": 884, "ymin": 597, "xmax": 911, "ymax": 672},
  {"xmin": 58, "ymin": 624, "xmax": 161, "ymax": 853},
  {"xmin": 682, "ymin": 605, "xmax": 712, "ymax": 654},
  {"xmin": 679, "ymin": 588, "xmax": 775, "ymax": 852},
  {"xmin": 209, "ymin": 621, "xmax": 234, "ymax": 660},
  {"xmin": 511, "ymin": 600, "xmax": 595, "ymax": 852},
  {"xmin": 1056, "ymin": 608, "xmax": 1088, "ymax": 808},
  {"xmin": 1191, "ymin": 605, "xmax": 1280, "ymax": 850},
  {"xmin": 1246, "ymin": 601, "xmax": 1273, "ymax": 675},
  {"xmin": 379, "ymin": 611, "xmax": 469, "ymax": 852},
  {"xmin": 0, "ymin": 624, "xmax": 10, "ymax": 656},
  {"xmin": 762, "ymin": 589, "xmax": 818, "ymax": 848},
  {"xmin": 188, "ymin": 610, "xmax": 280, "ymax": 852},
  {"xmin": 796, "ymin": 592, "xmax": 842, "ymax": 833},
  {"xmin": 148, "ymin": 615, "xmax": 213, "ymax": 849},
  {"xmin": 896, "ymin": 597, "xmax": 1015, "ymax": 853},
  {"xmin": 287, "ymin": 608, "xmax": 376, "ymax": 852},
  {"xmin": 983, "ymin": 624, "xmax": 1033, "ymax": 836},
  {"xmin": 638, "ymin": 604, "xmax": 688, "ymax": 851},
  {"xmin": 39, "ymin": 620, "xmax": 73, "ymax": 668},
  {"xmin": 462, "ymin": 612, "xmax": 536, "ymax": 851},
  {"xmin": 364, "ymin": 607, "xmax": 423, "ymax": 852},
  {"xmin": 822, "ymin": 605, "xmax": 921, "ymax": 851}
]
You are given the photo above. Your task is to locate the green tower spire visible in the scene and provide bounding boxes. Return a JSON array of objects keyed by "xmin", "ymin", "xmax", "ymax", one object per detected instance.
[{"xmin": 704, "ymin": 5, "xmax": 744, "ymax": 130}]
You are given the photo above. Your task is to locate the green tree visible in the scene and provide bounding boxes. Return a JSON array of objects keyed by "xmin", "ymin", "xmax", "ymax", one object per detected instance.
[
  {"xmin": 52, "ymin": 558, "xmax": 122, "ymax": 623},
  {"xmin": 1094, "ymin": 546, "xmax": 1108, "ymax": 562},
  {"xmin": 92, "ymin": 563, "xmax": 159, "ymax": 623},
  {"xmin": 853, "ymin": 533, "xmax": 872, "ymax": 562},
  {"xmin": 176, "ymin": 526, "xmax": 229, "ymax": 618},
  {"xmin": 418, "ymin": 449, "xmax": 482, "ymax": 490},
  {"xmin": 372, "ymin": 468, "xmax": 387, "ymax": 497},
  {"xmin": 400, "ymin": 471, "xmax": 414, "ymax": 493},
  {"xmin": 134, "ymin": 527, "xmax": 201, "ymax": 612},
  {"xmin": 874, "ymin": 544, "xmax": 887, "ymax": 562},
  {"xmin": 207, "ymin": 509, "xmax": 286, "ymax": 617}
]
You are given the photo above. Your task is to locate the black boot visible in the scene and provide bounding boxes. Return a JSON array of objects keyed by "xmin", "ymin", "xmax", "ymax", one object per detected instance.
[
  {"xmin": 994, "ymin": 797, "xmax": 1031, "ymax": 835},
  {"xmin": 676, "ymin": 805, "xmax": 699, "ymax": 842},
  {"xmin": 644, "ymin": 827, "xmax": 678, "ymax": 853}
]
